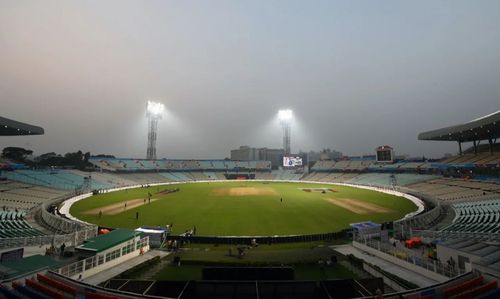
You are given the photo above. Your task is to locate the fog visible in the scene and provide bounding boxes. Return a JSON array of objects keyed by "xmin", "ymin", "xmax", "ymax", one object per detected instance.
[{"xmin": 1, "ymin": 1, "xmax": 499, "ymax": 159}]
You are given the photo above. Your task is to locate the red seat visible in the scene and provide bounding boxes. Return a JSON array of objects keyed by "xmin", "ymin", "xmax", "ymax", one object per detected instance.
[
  {"xmin": 25, "ymin": 278, "xmax": 65, "ymax": 299},
  {"xmin": 442, "ymin": 276, "xmax": 483, "ymax": 298},
  {"xmin": 454, "ymin": 280, "xmax": 498, "ymax": 299},
  {"xmin": 37, "ymin": 273, "xmax": 77, "ymax": 295}
]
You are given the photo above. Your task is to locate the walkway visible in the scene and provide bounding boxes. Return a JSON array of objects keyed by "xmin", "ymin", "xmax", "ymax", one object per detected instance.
[
  {"xmin": 83, "ymin": 250, "xmax": 170, "ymax": 285},
  {"xmin": 332, "ymin": 244, "xmax": 440, "ymax": 287}
]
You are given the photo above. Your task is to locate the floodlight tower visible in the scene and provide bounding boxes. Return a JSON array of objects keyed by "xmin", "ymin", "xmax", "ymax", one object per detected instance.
[
  {"xmin": 278, "ymin": 109, "xmax": 293, "ymax": 155},
  {"xmin": 146, "ymin": 101, "xmax": 164, "ymax": 160}
]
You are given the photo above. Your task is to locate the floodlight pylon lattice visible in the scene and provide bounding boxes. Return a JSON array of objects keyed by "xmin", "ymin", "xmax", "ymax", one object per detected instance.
[
  {"xmin": 147, "ymin": 117, "xmax": 158, "ymax": 160},
  {"xmin": 282, "ymin": 122, "xmax": 291, "ymax": 155},
  {"xmin": 146, "ymin": 101, "xmax": 164, "ymax": 160},
  {"xmin": 278, "ymin": 109, "xmax": 293, "ymax": 155}
]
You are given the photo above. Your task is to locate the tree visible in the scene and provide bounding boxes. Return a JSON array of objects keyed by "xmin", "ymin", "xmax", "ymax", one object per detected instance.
[
  {"xmin": 37, "ymin": 152, "xmax": 65, "ymax": 167},
  {"xmin": 1, "ymin": 147, "xmax": 33, "ymax": 162}
]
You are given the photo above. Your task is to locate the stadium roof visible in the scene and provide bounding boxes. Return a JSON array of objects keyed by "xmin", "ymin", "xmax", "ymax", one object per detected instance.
[
  {"xmin": 0, "ymin": 116, "xmax": 44, "ymax": 136},
  {"xmin": 76, "ymin": 228, "xmax": 141, "ymax": 253},
  {"xmin": 0, "ymin": 255, "xmax": 61, "ymax": 280},
  {"xmin": 418, "ymin": 110, "xmax": 500, "ymax": 143}
]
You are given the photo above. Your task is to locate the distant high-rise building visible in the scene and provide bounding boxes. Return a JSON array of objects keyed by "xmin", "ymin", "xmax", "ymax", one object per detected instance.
[
  {"xmin": 230, "ymin": 146, "xmax": 284, "ymax": 169},
  {"xmin": 301, "ymin": 148, "xmax": 343, "ymax": 163}
]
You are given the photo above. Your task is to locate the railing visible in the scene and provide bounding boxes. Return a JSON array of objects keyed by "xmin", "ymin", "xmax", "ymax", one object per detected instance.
[
  {"xmin": 392, "ymin": 187, "xmax": 442, "ymax": 238},
  {"xmin": 40, "ymin": 196, "xmax": 93, "ymax": 234},
  {"xmin": 354, "ymin": 236, "xmax": 464, "ymax": 278},
  {"xmin": 58, "ymin": 236, "xmax": 149, "ymax": 278},
  {"xmin": 170, "ymin": 230, "xmax": 350, "ymax": 244},
  {"xmin": 410, "ymin": 229, "xmax": 500, "ymax": 242},
  {"xmin": 0, "ymin": 194, "xmax": 98, "ymax": 249}
]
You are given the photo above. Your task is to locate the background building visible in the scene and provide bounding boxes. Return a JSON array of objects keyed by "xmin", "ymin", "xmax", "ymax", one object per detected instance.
[{"xmin": 230, "ymin": 146, "xmax": 284, "ymax": 169}]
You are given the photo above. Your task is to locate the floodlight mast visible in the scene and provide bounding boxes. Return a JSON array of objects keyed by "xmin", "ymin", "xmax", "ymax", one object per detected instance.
[
  {"xmin": 278, "ymin": 109, "xmax": 293, "ymax": 155},
  {"xmin": 146, "ymin": 101, "xmax": 164, "ymax": 160}
]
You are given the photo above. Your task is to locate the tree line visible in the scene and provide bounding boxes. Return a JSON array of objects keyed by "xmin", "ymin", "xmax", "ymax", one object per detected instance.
[{"xmin": 1, "ymin": 147, "xmax": 114, "ymax": 170}]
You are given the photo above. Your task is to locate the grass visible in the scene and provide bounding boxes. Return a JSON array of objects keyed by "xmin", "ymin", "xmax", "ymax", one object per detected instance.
[
  {"xmin": 126, "ymin": 241, "xmax": 359, "ymax": 281},
  {"xmin": 70, "ymin": 181, "xmax": 417, "ymax": 236},
  {"xmin": 170, "ymin": 241, "xmax": 347, "ymax": 264},
  {"xmin": 152, "ymin": 264, "xmax": 355, "ymax": 281}
]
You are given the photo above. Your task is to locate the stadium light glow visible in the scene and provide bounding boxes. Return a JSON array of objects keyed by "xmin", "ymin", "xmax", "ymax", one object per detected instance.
[
  {"xmin": 147, "ymin": 101, "xmax": 165, "ymax": 118},
  {"xmin": 146, "ymin": 101, "xmax": 165, "ymax": 160},
  {"xmin": 278, "ymin": 109, "xmax": 293, "ymax": 123},
  {"xmin": 277, "ymin": 109, "xmax": 293, "ymax": 155}
]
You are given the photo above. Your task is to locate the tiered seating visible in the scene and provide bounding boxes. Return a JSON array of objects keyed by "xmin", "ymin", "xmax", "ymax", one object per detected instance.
[
  {"xmin": 160, "ymin": 172, "xmax": 193, "ymax": 181},
  {"xmin": 406, "ymin": 178, "xmax": 499, "ymax": 203},
  {"xmin": 301, "ymin": 172, "xmax": 331, "ymax": 181},
  {"xmin": 202, "ymin": 171, "xmax": 218, "ymax": 180},
  {"xmin": 188, "ymin": 171, "xmax": 210, "ymax": 180},
  {"xmin": 254, "ymin": 171, "xmax": 273, "ymax": 180},
  {"xmin": 271, "ymin": 169, "xmax": 303, "ymax": 180},
  {"xmin": 332, "ymin": 160, "xmax": 350, "ymax": 171},
  {"xmin": 115, "ymin": 173, "xmax": 168, "ymax": 184},
  {"xmin": 330, "ymin": 173, "xmax": 360, "ymax": 183},
  {"xmin": 89, "ymin": 158, "xmax": 272, "ymax": 172},
  {"xmin": 344, "ymin": 160, "xmax": 373, "ymax": 171},
  {"xmin": 443, "ymin": 152, "xmax": 500, "ymax": 165},
  {"xmin": 398, "ymin": 162, "xmax": 426, "ymax": 170},
  {"xmin": 256, "ymin": 161, "xmax": 272, "ymax": 170},
  {"xmin": 316, "ymin": 172, "xmax": 346, "ymax": 182},
  {"xmin": 344, "ymin": 173, "xmax": 438, "ymax": 187},
  {"xmin": 0, "ymin": 209, "xmax": 45, "ymax": 239},
  {"xmin": 346, "ymin": 173, "xmax": 392, "ymax": 186},
  {"xmin": 2, "ymin": 272, "xmax": 136, "ymax": 299},
  {"xmin": 214, "ymin": 172, "xmax": 227, "ymax": 180},
  {"xmin": 310, "ymin": 160, "xmax": 336, "ymax": 171},
  {"xmin": 0, "ymin": 181, "xmax": 68, "ymax": 210},
  {"xmin": 12, "ymin": 281, "xmax": 52, "ymax": 299},
  {"xmin": 212, "ymin": 161, "xmax": 226, "ymax": 169},
  {"xmin": 405, "ymin": 273, "xmax": 499, "ymax": 299},
  {"xmin": 35, "ymin": 273, "xmax": 77, "ymax": 296},
  {"xmin": 2, "ymin": 170, "xmax": 113, "ymax": 190},
  {"xmin": 442, "ymin": 199, "xmax": 500, "ymax": 234},
  {"xmin": 442, "ymin": 275, "xmax": 484, "ymax": 298},
  {"xmin": 70, "ymin": 170, "xmax": 137, "ymax": 187}
]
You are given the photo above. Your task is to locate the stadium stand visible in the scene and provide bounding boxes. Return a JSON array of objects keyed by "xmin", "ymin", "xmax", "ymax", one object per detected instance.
[
  {"xmin": 403, "ymin": 273, "xmax": 499, "ymax": 299},
  {"xmin": 344, "ymin": 173, "xmax": 439, "ymax": 187},
  {"xmin": 0, "ymin": 180, "xmax": 68, "ymax": 210},
  {"xmin": 441, "ymin": 144, "xmax": 500, "ymax": 165},
  {"xmin": 406, "ymin": 178, "xmax": 499, "ymax": 203},
  {"xmin": 271, "ymin": 169, "xmax": 304, "ymax": 180},
  {"xmin": 440, "ymin": 199, "xmax": 500, "ymax": 234},
  {"xmin": 0, "ymin": 209, "xmax": 45, "ymax": 239},
  {"xmin": 2, "ymin": 170, "xmax": 112, "ymax": 190},
  {"xmin": 88, "ymin": 158, "xmax": 272, "ymax": 172}
]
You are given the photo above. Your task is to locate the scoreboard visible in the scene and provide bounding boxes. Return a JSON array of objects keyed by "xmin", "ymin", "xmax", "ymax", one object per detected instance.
[
  {"xmin": 376, "ymin": 145, "xmax": 394, "ymax": 163},
  {"xmin": 283, "ymin": 156, "xmax": 303, "ymax": 167}
]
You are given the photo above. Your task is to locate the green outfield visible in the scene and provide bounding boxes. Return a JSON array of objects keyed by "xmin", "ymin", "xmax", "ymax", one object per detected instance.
[{"xmin": 70, "ymin": 181, "xmax": 417, "ymax": 236}]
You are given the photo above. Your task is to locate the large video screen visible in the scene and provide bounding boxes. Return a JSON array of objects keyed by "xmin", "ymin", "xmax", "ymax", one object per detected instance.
[{"xmin": 283, "ymin": 156, "xmax": 303, "ymax": 167}]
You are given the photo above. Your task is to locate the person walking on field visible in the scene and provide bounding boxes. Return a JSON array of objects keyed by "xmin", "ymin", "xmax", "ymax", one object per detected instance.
[{"xmin": 136, "ymin": 211, "xmax": 139, "ymax": 220}]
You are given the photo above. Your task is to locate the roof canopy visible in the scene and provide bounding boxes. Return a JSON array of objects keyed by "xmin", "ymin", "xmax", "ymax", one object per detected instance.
[
  {"xmin": 418, "ymin": 111, "xmax": 500, "ymax": 142},
  {"xmin": 0, "ymin": 116, "xmax": 44, "ymax": 136},
  {"xmin": 76, "ymin": 228, "xmax": 141, "ymax": 253}
]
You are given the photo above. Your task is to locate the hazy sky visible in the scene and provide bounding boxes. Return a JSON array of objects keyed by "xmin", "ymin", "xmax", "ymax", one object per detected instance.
[{"xmin": 1, "ymin": 1, "xmax": 499, "ymax": 159}]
